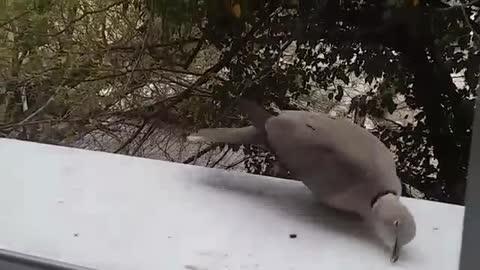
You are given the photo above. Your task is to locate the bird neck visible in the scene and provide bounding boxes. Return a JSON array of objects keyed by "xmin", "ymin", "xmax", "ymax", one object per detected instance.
[{"xmin": 370, "ymin": 190, "xmax": 398, "ymax": 208}]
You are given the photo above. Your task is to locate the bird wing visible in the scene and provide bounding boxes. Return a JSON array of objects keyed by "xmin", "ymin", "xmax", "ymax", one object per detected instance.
[{"xmin": 264, "ymin": 110, "xmax": 400, "ymax": 210}]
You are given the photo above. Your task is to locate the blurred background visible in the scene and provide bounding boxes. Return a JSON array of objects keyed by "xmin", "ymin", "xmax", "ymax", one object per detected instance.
[{"xmin": 0, "ymin": 0, "xmax": 478, "ymax": 205}]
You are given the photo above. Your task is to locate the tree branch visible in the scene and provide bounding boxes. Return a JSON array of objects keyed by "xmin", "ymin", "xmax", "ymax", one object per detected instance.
[
  {"xmin": 182, "ymin": 144, "xmax": 219, "ymax": 164},
  {"xmin": 48, "ymin": 0, "xmax": 129, "ymax": 37},
  {"xmin": 224, "ymin": 157, "xmax": 249, "ymax": 169},
  {"xmin": 131, "ymin": 123, "xmax": 157, "ymax": 155},
  {"xmin": 183, "ymin": 32, "xmax": 207, "ymax": 70},
  {"xmin": 147, "ymin": 7, "xmax": 278, "ymax": 114},
  {"xmin": 114, "ymin": 120, "xmax": 148, "ymax": 154},
  {"xmin": 0, "ymin": 11, "xmax": 30, "ymax": 28},
  {"xmin": 459, "ymin": 4, "xmax": 480, "ymax": 46},
  {"xmin": 109, "ymin": 38, "xmax": 201, "ymax": 51},
  {"xmin": 18, "ymin": 83, "xmax": 64, "ymax": 125},
  {"xmin": 209, "ymin": 148, "xmax": 231, "ymax": 168}
]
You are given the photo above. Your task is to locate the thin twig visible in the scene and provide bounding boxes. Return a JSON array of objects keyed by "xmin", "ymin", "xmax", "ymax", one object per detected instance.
[
  {"xmin": 475, "ymin": 64, "xmax": 480, "ymax": 96},
  {"xmin": 72, "ymin": 65, "xmax": 226, "ymax": 83},
  {"xmin": 161, "ymin": 75, "xmax": 211, "ymax": 95},
  {"xmin": 437, "ymin": 0, "xmax": 480, "ymax": 11},
  {"xmin": 205, "ymin": 149, "xmax": 215, "ymax": 167},
  {"xmin": 224, "ymin": 157, "xmax": 249, "ymax": 169},
  {"xmin": 19, "ymin": 83, "xmax": 64, "ymax": 124},
  {"xmin": 157, "ymin": 66, "xmax": 228, "ymax": 82},
  {"xmin": 114, "ymin": 120, "xmax": 148, "ymax": 153},
  {"xmin": 158, "ymin": 145, "xmax": 176, "ymax": 161},
  {"xmin": 182, "ymin": 144, "xmax": 219, "ymax": 164},
  {"xmin": 382, "ymin": 117, "xmax": 406, "ymax": 128},
  {"xmin": 183, "ymin": 32, "xmax": 207, "ymax": 70},
  {"xmin": 460, "ymin": 4, "xmax": 480, "ymax": 46},
  {"xmin": 131, "ymin": 123, "xmax": 157, "ymax": 155},
  {"xmin": 116, "ymin": 26, "xmax": 149, "ymax": 110},
  {"xmin": 48, "ymin": 0, "xmax": 128, "ymax": 37},
  {"xmin": 152, "ymin": 8, "xmax": 278, "ymax": 111},
  {"xmin": 0, "ymin": 11, "xmax": 31, "ymax": 28},
  {"xmin": 210, "ymin": 148, "xmax": 231, "ymax": 168},
  {"xmin": 94, "ymin": 123, "xmax": 124, "ymax": 143},
  {"xmin": 109, "ymin": 38, "xmax": 201, "ymax": 52},
  {"xmin": 0, "ymin": 117, "xmax": 86, "ymax": 130}
]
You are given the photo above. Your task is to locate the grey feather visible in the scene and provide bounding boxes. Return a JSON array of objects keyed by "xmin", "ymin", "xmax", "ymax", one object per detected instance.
[{"xmin": 264, "ymin": 110, "xmax": 401, "ymax": 214}]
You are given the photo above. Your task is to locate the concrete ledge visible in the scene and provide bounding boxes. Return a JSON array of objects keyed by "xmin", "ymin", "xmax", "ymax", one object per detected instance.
[{"xmin": 0, "ymin": 139, "xmax": 464, "ymax": 270}]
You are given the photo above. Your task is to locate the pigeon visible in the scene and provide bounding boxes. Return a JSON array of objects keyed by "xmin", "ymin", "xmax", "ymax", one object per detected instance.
[{"xmin": 187, "ymin": 98, "xmax": 416, "ymax": 262}]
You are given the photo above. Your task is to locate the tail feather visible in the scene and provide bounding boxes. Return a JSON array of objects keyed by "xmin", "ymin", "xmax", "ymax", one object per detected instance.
[
  {"xmin": 187, "ymin": 99, "xmax": 272, "ymax": 145},
  {"xmin": 187, "ymin": 126, "xmax": 264, "ymax": 145}
]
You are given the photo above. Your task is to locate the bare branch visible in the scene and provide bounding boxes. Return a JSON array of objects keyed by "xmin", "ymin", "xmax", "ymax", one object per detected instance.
[
  {"xmin": 183, "ymin": 32, "xmax": 207, "ymax": 69},
  {"xmin": 19, "ymin": 82, "xmax": 65, "ymax": 124},
  {"xmin": 109, "ymin": 38, "xmax": 201, "ymax": 52},
  {"xmin": 114, "ymin": 120, "xmax": 148, "ymax": 153},
  {"xmin": 0, "ymin": 118, "xmax": 87, "ymax": 130},
  {"xmin": 438, "ymin": 0, "xmax": 480, "ymax": 11},
  {"xmin": 0, "ymin": 11, "xmax": 31, "ymax": 28},
  {"xmin": 209, "ymin": 148, "xmax": 231, "ymax": 168},
  {"xmin": 146, "ymin": 10, "xmax": 277, "ymax": 117},
  {"xmin": 224, "ymin": 157, "xmax": 249, "ymax": 169},
  {"xmin": 459, "ymin": 4, "xmax": 480, "ymax": 46},
  {"xmin": 131, "ymin": 123, "xmax": 157, "ymax": 155},
  {"xmin": 182, "ymin": 144, "xmax": 219, "ymax": 164},
  {"xmin": 48, "ymin": 0, "xmax": 129, "ymax": 37}
]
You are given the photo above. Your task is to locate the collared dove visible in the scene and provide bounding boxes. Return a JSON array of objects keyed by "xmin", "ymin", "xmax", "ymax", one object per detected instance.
[{"xmin": 187, "ymin": 98, "xmax": 416, "ymax": 262}]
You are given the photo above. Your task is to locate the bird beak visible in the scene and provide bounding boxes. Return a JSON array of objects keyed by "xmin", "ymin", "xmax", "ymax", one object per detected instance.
[{"xmin": 391, "ymin": 235, "xmax": 399, "ymax": 263}]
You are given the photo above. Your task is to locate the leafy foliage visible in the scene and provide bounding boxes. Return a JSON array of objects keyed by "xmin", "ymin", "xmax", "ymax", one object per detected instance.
[{"xmin": 1, "ymin": 0, "xmax": 478, "ymax": 205}]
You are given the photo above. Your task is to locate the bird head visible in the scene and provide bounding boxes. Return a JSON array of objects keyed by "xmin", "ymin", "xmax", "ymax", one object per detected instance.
[{"xmin": 371, "ymin": 193, "xmax": 416, "ymax": 263}]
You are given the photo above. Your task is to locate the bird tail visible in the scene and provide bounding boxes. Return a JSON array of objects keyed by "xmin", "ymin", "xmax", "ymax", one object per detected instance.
[
  {"xmin": 187, "ymin": 98, "xmax": 272, "ymax": 145},
  {"xmin": 187, "ymin": 126, "xmax": 264, "ymax": 145}
]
